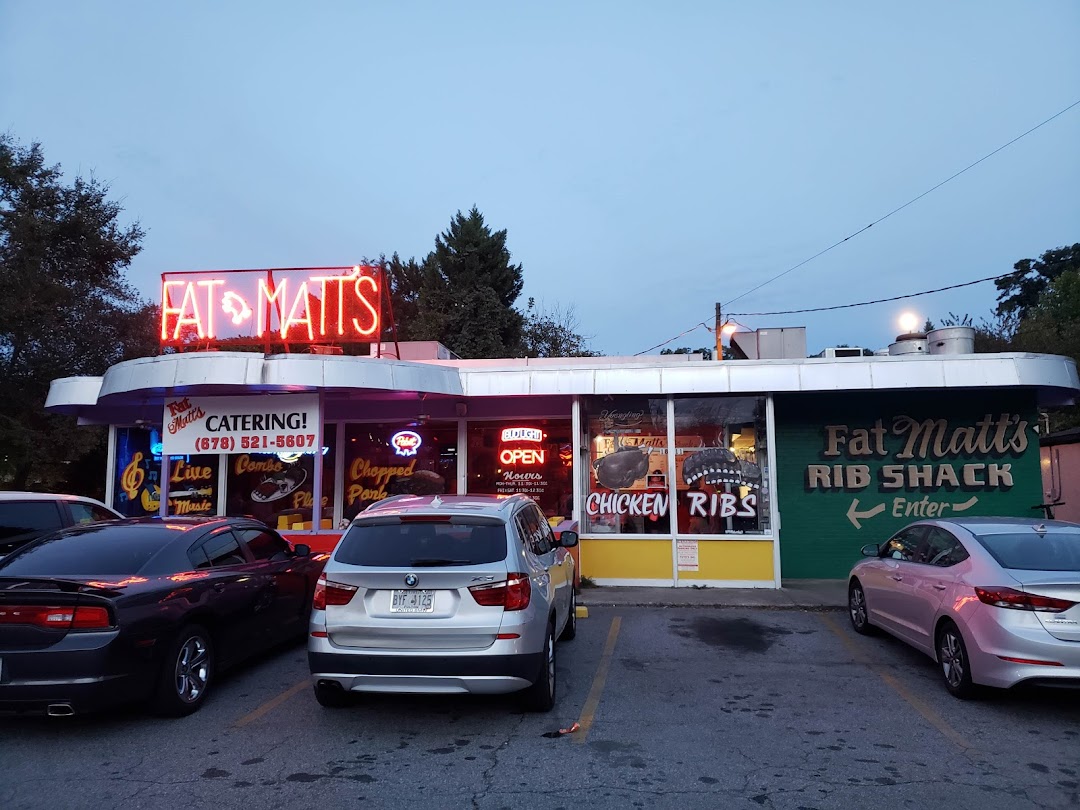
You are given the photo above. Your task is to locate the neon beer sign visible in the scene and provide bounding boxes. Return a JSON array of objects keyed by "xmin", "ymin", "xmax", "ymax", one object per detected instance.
[
  {"xmin": 391, "ymin": 430, "xmax": 422, "ymax": 457},
  {"xmin": 499, "ymin": 426, "xmax": 546, "ymax": 466},
  {"xmin": 160, "ymin": 266, "xmax": 382, "ymax": 346}
]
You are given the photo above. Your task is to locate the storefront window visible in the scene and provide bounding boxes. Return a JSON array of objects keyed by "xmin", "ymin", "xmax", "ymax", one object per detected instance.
[
  {"xmin": 673, "ymin": 397, "xmax": 770, "ymax": 536},
  {"xmin": 113, "ymin": 427, "xmax": 164, "ymax": 517},
  {"xmin": 582, "ymin": 397, "xmax": 670, "ymax": 534},
  {"xmin": 166, "ymin": 454, "xmax": 220, "ymax": 516},
  {"xmin": 467, "ymin": 420, "xmax": 573, "ymax": 520},
  {"xmin": 225, "ymin": 425, "xmax": 335, "ymax": 531},
  {"xmin": 342, "ymin": 422, "xmax": 457, "ymax": 521}
]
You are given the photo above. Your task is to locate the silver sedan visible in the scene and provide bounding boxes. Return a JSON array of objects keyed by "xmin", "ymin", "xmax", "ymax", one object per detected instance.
[{"xmin": 847, "ymin": 517, "xmax": 1080, "ymax": 697}]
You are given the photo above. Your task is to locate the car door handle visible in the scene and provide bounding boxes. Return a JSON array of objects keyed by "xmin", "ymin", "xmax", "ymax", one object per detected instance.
[
  {"xmin": 932, "ymin": 584, "xmax": 947, "ymax": 591},
  {"xmin": 213, "ymin": 582, "xmax": 227, "ymax": 592},
  {"xmin": 889, "ymin": 575, "xmax": 903, "ymax": 582}
]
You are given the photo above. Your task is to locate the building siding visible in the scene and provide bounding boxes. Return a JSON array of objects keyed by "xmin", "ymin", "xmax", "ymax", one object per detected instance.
[{"xmin": 775, "ymin": 390, "xmax": 1042, "ymax": 579}]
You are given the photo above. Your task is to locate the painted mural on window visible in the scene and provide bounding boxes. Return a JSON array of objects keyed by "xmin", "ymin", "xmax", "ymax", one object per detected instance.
[
  {"xmin": 673, "ymin": 397, "xmax": 770, "ymax": 536},
  {"xmin": 225, "ymin": 425, "xmax": 335, "ymax": 531},
  {"xmin": 342, "ymin": 423, "xmax": 457, "ymax": 521},
  {"xmin": 113, "ymin": 427, "xmax": 163, "ymax": 517},
  {"xmin": 583, "ymin": 397, "xmax": 670, "ymax": 534}
]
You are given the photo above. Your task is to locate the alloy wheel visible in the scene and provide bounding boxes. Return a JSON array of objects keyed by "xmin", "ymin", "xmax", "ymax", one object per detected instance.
[
  {"xmin": 939, "ymin": 629, "xmax": 965, "ymax": 688},
  {"xmin": 175, "ymin": 636, "xmax": 209, "ymax": 703},
  {"xmin": 849, "ymin": 585, "xmax": 867, "ymax": 629}
]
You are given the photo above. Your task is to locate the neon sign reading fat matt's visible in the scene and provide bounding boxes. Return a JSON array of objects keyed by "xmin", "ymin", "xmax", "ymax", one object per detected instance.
[{"xmin": 160, "ymin": 266, "xmax": 381, "ymax": 345}]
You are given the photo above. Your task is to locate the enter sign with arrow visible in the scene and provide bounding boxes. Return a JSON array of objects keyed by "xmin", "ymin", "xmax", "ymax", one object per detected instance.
[{"xmin": 845, "ymin": 495, "xmax": 980, "ymax": 529}]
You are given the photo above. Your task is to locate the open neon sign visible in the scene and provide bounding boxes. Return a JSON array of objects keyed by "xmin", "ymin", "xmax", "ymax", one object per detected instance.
[
  {"xmin": 160, "ymin": 266, "xmax": 382, "ymax": 346},
  {"xmin": 499, "ymin": 426, "xmax": 546, "ymax": 465}
]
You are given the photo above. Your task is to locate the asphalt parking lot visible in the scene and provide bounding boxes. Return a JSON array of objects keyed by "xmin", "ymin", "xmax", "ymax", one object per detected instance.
[{"xmin": 2, "ymin": 606, "xmax": 1078, "ymax": 810}]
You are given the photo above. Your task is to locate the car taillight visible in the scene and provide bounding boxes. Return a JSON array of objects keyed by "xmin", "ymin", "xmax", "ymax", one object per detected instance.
[
  {"xmin": 974, "ymin": 587, "xmax": 1076, "ymax": 614},
  {"xmin": 0, "ymin": 604, "xmax": 113, "ymax": 630},
  {"xmin": 313, "ymin": 574, "xmax": 357, "ymax": 610},
  {"xmin": 468, "ymin": 574, "xmax": 531, "ymax": 611}
]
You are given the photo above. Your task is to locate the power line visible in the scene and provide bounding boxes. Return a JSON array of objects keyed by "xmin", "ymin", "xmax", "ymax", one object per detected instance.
[
  {"xmin": 636, "ymin": 97, "xmax": 1080, "ymax": 355},
  {"xmin": 632, "ymin": 272, "xmax": 1012, "ymax": 354},
  {"xmin": 634, "ymin": 321, "xmax": 713, "ymax": 356},
  {"xmin": 720, "ymin": 97, "xmax": 1080, "ymax": 312},
  {"xmin": 727, "ymin": 272, "xmax": 1011, "ymax": 317}
]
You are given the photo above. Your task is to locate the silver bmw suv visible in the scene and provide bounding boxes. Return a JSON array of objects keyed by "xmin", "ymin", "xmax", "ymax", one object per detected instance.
[{"xmin": 308, "ymin": 494, "xmax": 578, "ymax": 712}]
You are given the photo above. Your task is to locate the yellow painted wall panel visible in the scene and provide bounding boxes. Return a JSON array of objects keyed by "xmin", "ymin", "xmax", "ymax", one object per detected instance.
[
  {"xmin": 693, "ymin": 541, "xmax": 774, "ymax": 581},
  {"xmin": 580, "ymin": 539, "xmax": 672, "ymax": 580}
]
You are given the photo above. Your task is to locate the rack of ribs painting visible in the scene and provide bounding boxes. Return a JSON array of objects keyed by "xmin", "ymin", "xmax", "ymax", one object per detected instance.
[{"xmin": 681, "ymin": 447, "xmax": 761, "ymax": 490}]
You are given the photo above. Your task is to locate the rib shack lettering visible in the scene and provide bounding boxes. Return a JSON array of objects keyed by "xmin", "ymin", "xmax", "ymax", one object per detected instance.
[{"xmin": 806, "ymin": 413, "xmax": 1028, "ymax": 493}]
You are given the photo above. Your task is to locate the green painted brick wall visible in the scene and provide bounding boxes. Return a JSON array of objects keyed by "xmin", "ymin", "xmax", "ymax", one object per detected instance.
[{"xmin": 775, "ymin": 390, "xmax": 1042, "ymax": 579}]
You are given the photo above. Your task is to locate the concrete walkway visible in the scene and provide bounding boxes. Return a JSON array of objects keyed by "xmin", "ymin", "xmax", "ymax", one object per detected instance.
[{"xmin": 577, "ymin": 579, "xmax": 847, "ymax": 610}]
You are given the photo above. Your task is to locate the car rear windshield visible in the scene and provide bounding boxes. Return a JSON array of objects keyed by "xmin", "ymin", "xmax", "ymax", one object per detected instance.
[
  {"xmin": 0, "ymin": 500, "xmax": 64, "ymax": 551},
  {"xmin": 0, "ymin": 524, "xmax": 177, "ymax": 576},
  {"xmin": 975, "ymin": 531, "xmax": 1080, "ymax": 572},
  {"xmin": 335, "ymin": 520, "xmax": 508, "ymax": 567}
]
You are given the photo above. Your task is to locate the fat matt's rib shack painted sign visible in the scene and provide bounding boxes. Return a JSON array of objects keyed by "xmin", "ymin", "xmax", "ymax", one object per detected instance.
[{"xmin": 805, "ymin": 412, "xmax": 1031, "ymax": 528}]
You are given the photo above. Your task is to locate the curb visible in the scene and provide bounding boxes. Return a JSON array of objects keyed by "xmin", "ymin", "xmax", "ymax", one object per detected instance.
[{"xmin": 577, "ymin": 600, "xmax": 846, "ymax": 611}]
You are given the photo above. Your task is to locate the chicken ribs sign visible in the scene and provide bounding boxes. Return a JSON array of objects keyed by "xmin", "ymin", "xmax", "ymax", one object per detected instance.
[{"xmin": 160, "ymin": 266, "xmax": 382, "ymax": 347}]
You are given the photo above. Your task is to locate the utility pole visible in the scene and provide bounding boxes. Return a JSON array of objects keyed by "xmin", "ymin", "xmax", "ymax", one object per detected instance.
[{"xmin": 714, "ymin": 303, "xmax": 723, "ymax": 361}]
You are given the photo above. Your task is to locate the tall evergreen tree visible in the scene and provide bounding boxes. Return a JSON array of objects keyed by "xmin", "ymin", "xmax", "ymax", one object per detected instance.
[
  {"xmin": 1, "ymin": 135, "xmax": 156, "ymax": 491},
  {"xmin": 415, "ymin": 207, "xmax": 525, "ymax": 357}
]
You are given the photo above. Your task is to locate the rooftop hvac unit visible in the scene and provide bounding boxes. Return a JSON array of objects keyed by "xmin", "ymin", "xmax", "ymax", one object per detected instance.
[{"xmin": 823, "ymin": 346, "xmax": 866, "ymax": 359}]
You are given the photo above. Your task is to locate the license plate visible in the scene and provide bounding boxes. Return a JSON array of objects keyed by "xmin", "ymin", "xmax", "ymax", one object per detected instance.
[{"xmin": 391, "ymin": 590, "xmax": 435, "ymax": 613}]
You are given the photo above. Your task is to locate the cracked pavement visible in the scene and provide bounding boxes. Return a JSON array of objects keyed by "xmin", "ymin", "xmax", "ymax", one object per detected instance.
[{"xmin": 2, "ymin": 607, "xmax": 1078, "ymax": 809}]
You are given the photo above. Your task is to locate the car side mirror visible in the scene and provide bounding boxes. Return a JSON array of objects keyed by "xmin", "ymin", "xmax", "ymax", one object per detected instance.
[
  {"xmin": 860, "ymin": 543, "xmax": 879, "ymax": 557},
  {"xmin": 558, "ymin": 531, "xmax": 579, "ymax": 548},
  {"xmin": 293, "ymin": 543, "xmax": 311, "ymax": 557}
]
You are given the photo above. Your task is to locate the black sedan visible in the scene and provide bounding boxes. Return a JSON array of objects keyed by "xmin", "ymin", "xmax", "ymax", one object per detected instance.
[{"xmin": 0, "ymin": 517, "xmax": 325, "ymax": 717}]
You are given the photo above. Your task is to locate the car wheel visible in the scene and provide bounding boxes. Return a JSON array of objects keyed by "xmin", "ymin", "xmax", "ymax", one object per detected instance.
[
  {"xmin": 153, "ymin": 624, "xmax": 213, "ymax": 717},
  {"xmin": 313, "ymin": 682, "xmax": 352, "ymax": 709},
  {"xmin": 521, "ymin": 622, "xmax": 556, "ymax": 713},
  {"xmin": 937, "ymin": 620, "xmax": 977, "ymax": 699},
  {"xmin": 848, "ymin": 580, "xmax": 876, "ymax": 636},
  {"xmin": 560, "ymin": 590, "xmax": 578, "ymax": 641}
]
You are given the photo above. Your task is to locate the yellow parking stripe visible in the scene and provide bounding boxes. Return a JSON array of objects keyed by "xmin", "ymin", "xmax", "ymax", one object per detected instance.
[
  {"xmin": 233, "ymin": 679, "xmax": 310, "ymax": 728},
  {"xmin": 818, "ymin": 614, "xmax": 978, "ymax": 755},
  {"xmin": 572, "ymin": 615, "xmax": 621, "ymax": 744}
]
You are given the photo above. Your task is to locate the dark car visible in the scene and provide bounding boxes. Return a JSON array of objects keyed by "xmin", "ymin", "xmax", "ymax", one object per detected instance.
[
  {"xmin": 0, "ymin": 516, "xmax": 325, "ymax": 717},
  {"xmin": 0, "ymin": 492, "xmax": 121, "ymax": 558}
]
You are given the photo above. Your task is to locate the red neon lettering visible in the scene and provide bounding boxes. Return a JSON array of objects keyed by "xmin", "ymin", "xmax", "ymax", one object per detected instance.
[
  {"xmin": 161, "ymin": 280, "xmax": 187, "ymax": 340},
  {"xmin": 197, "ymin": 279, "xmax": 224, "ymax": 338},
  {"xmin": 351, "ymin": 274, "xmax": 379, "ymax": 336},
  {"xmin": 312, "ymin": 266, "xmax": 362, "ymax": 337},
  {"xmin": 499, "ymin": 448, "xmax": 546, "ymax": 466},
  {"xmin": 280, "ymin": 280, "xmax": 314, "ymax": 340},
  {"xmin": 257, "ymin": 278, "xmax": 287, "ymax": 337},
  {"xmin": 171, "ymin": 281, "xmax": 205, "ymax": 340}
]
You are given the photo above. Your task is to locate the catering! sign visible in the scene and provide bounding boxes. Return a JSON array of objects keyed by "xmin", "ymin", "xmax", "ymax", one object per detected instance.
[
  {"xmin": 160, "ymin": 266, "xmax": 382, "ymax": 347},
  {"xmin": 161, "ymin": 394, "xmax": 320, "ymax": 456}
]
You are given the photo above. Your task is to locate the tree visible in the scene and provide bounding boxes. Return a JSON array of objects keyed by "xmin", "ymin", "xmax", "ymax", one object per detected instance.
[
  {"xmin": 994, "ymin": 243, "xmax": 1080, "ymax": 320},
  {"xmin": 661, "ymin": 346, "xmax": 715, "ymax": 361},
  {"xmin": 414, "ymin": 207, "xmax": 525, "ymax": 357},
  {"xmin": 521, "ymin": 298, "xmax": 598, "ymax": 357},
  {"xmin": 1, "ymin": 135, "xmax": 156, "ymax": 490}
]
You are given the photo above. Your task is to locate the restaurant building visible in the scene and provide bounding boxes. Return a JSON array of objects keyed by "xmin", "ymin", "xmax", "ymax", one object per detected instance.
[{"xmin": 44, "ymin": 267, "xmax": 1080, "ymax": 585}]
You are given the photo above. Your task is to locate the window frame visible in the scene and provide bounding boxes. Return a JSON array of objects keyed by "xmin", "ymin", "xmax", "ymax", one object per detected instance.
[
  {"xmin": 880, "ymin": 525, "xmax": 927, "ymax": 562},
  {"xmin": 236, "ymin": 525, "xmax": 293, "ymax": 562},
  {"xmin": 191, "ymin": 528, "xmax": 250, "ymax": 569}
]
